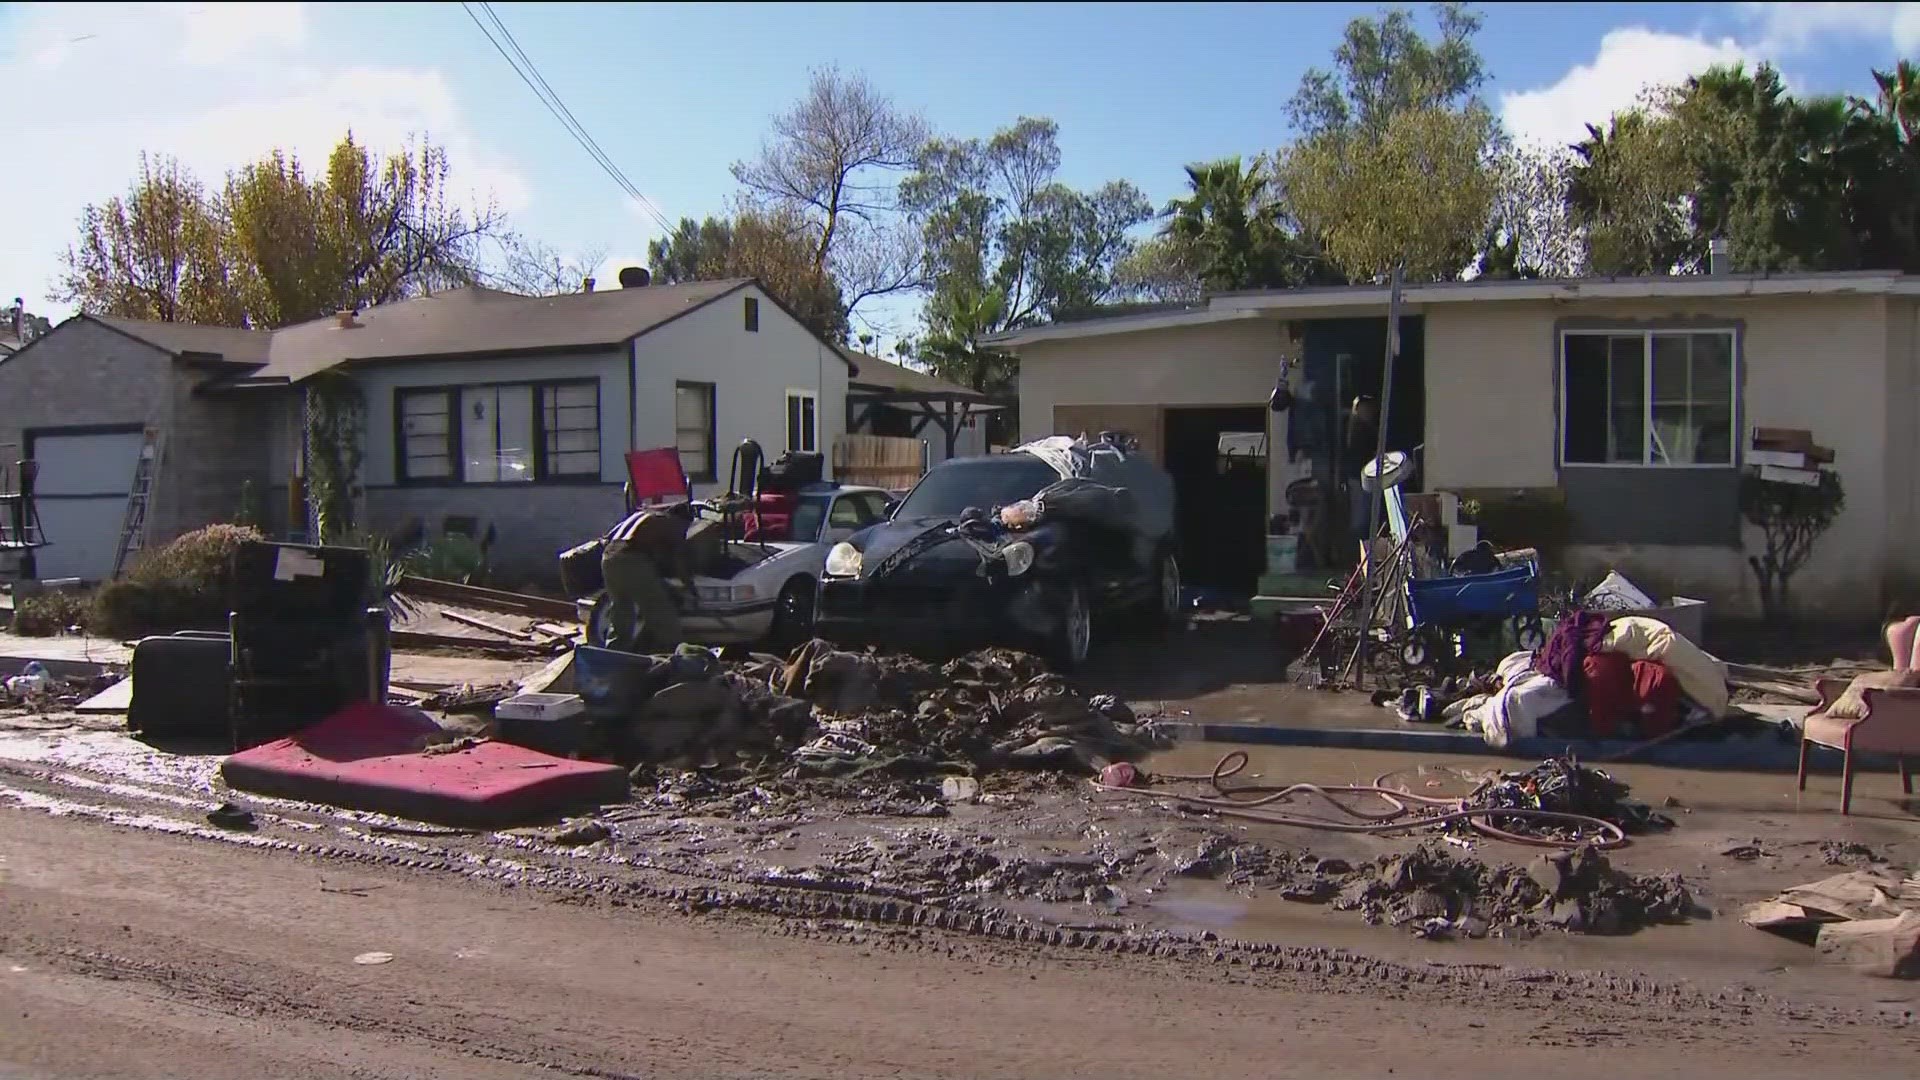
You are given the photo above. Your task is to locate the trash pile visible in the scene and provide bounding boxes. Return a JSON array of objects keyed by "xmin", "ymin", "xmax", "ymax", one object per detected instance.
[
  {"xmin": 1457, "ymin": 757, "xmax": 1675, "ymax": 842},
  {"xmin": 582, "ymin": 639, "xmax": 1170, "ymax": 791},
  {"xmin": 1387, "ymin": 573, "xmax": 1730, "ymax": 747},
  {"xmin": 2, "ymin": 661, "xmax": 115, "ymax": 714}
]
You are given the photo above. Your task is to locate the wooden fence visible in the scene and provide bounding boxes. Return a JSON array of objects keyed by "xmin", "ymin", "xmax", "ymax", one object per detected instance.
[{"xmin": 833, "ymin": 434, "xmax": 926, "ymax": 491}]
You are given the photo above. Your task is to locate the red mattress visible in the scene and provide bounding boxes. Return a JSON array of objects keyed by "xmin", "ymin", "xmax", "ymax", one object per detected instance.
[{"xmin": 220, "ymin": 702, "xmax": 628, "ymax": 828}]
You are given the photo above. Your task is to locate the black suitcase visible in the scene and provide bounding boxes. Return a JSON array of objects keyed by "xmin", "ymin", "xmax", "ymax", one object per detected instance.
[{"xmin": 128, "ymin": 633, "xmax": 232, "ymax": 740}]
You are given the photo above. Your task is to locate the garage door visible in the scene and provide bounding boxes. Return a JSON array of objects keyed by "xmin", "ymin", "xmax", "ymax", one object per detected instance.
[{"xmin": 29, "ymin": 429, "xmax": 144, "ymax": 580}]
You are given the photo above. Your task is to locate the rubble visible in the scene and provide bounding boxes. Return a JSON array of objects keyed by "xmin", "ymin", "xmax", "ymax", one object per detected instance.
[
  {"xmin": 1746, "ymin": 867, "xmax": 1920, "ymax": 978},
  {"xmin": 596, "ymin": 640, "xmax": 1170, "ymax": 799}
]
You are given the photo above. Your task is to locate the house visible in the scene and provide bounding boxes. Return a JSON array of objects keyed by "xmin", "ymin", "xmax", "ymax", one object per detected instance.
[
  {"xmin": 0, "ymin": 278, "xmax": 852, "ymax": 584},
  {"xmin": 984, "ymin": 270, "xmax": 1920, "ymax": 617},
  {"xmin": 842, "ymin": 351, "xmax": 1000, "ymax": 464}
]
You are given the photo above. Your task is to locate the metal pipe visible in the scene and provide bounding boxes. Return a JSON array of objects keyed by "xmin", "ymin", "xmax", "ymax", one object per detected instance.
[{"xmin": 1355, "ymin": 265, "xmax": 1404, "ymax": 688}]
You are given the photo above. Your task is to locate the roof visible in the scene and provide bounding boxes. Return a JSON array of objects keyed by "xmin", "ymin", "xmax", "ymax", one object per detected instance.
[
  {"xmin": 90, "ymin": 316, "xmax": 274, "ymax": 365},
  {"xmin": 984, "ymin": 270, "xmax": 1920, "ymax": 347},
  {"xmin": 249, "ymin": 279, "xmax": 759, "ymax": 382},
  {"xmin": 846, "ymin": 351, "xmax": 992, "ymax": 398}
]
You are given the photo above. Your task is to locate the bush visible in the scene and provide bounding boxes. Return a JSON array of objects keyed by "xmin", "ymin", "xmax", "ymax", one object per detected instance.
[
  {"xmin": 403, "ymin": 535, "xmax": 487, "ymax": 584},
  {"xmin": 88, "ymin": 524, "xmax": 265, "ymax": 638},
  {"xmin": 10, "ymin": 591, "xmax": 92, "ymax": 637}
]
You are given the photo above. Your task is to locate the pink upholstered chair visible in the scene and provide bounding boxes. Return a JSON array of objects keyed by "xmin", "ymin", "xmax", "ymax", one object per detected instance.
[{"xmin": 1798, "ymin": 677, "xmax": 1920, "ymax": 815}]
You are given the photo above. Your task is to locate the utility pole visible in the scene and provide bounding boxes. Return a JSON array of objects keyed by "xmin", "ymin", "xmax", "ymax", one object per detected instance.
[{"xmin": 1354, "ymin": 264, "xmax": 1403, "ymax": 687}]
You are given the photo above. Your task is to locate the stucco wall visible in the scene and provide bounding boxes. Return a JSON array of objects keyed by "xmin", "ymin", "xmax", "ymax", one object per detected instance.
[
  {"xmin": 632, "ymin": 283, "xmax": 850, "ymax": 498},
  {"xmin": 1017, "ymin": 318, "xmax": 1299, "ymax": 510},
  {"xmin": 1424, "ymin": 294, "xmax": 1893, "ymax": 617}
]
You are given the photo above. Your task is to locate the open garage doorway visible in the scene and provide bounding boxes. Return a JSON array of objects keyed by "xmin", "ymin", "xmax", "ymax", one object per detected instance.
[{"xmin": 1163, "ymin": 406, "xmax": 1269, "ymax": 594}]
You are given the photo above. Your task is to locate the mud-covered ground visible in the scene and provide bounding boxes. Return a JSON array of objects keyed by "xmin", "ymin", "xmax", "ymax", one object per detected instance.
[{"xmin": 4, "ymin": 620, "xmax": 1920, "ymax": 1076}]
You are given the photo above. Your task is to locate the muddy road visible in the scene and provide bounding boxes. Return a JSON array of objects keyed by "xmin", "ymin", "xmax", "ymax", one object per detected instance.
[{"xmin": 2, "ymin": 808, "xmax": 1917, "ymax": 1079}]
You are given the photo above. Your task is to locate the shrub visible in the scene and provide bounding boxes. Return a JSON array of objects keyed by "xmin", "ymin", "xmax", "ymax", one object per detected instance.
[
  {"xmin": 403, "ymin": 535, "xmax": 488, "ymax": 584},
  {"xmin": 88, "ymin": 524, "xmax": 265, "ymax": 638},
  {"xmin": 11, "ymin": 590, "xmax": 92, "ymax": 637}
]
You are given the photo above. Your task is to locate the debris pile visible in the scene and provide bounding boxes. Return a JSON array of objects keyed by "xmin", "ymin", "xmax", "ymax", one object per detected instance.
[
  {"xmin": 1177, "ymin": 838, "xmax": 1693, "ymax": 938},
  {"xmin": 599, "ymin": 640, "xmax": 1169, "ymax": 792},
  {"xmin": 1, "ymin": 661, "xmax": 117, "ymax": 715},
  {"xmin": 1746, "ymin": 867, "xmax": 1920, "ymax": 979},
  {"xmin": 1458, "ymin": 757, "xmax": 1675, "ymax": 842}
]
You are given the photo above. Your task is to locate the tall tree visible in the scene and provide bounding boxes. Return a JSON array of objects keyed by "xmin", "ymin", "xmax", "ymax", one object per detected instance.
[
  {"xmin": 55, "ymin": 154, "xmax": 245, "ymax": 324},
  {"xmin": 1566, "ymin": 110, "xmax": 1695, "ymax": 275},
  {"xmin": 731, "ymin": 66, "xmax": 929, "ymax": 324},
  {"xmin": 647, "ymin": 205, "xmax": 851, "ymax": 342},
  {"xmin": 224, "ymin": 134, "xmax": 504, "ymax": 327},
  {"xmin": 899, "ymin": 117, "xmax": 1151, "ymax": 391},
  {"xmin": 1274, "ymin": 4, "xmax": 1497, "ymax": 281},
  {"xmin": 1112, "ymin": 235, "xmax": 1205, "ymax": 303},
  {"xmin": 1160, "ymin": 156, "xmax": 1342, "ymax": 291}
]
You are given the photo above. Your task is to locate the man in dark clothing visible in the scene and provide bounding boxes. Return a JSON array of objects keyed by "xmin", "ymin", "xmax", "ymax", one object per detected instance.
[{"xmin": 601, "ymin": 502, "xmax": 695, "ymax": 653}]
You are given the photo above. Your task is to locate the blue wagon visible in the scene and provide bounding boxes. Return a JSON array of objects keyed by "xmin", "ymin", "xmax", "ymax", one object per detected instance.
[{"xmin": 1395, "ymin": 556, "xmax": 1547, "ymax": 669}]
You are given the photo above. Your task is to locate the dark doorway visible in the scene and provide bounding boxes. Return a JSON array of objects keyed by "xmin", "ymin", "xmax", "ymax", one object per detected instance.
[{"xmin": 1163, "ymin": 406, "xmax": 1269, "ymax": 593}]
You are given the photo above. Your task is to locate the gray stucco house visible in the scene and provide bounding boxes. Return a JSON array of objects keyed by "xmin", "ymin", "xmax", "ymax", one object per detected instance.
[{"xmin": 0, "ymin": 278, "xmax": 854, "ymax": 586}]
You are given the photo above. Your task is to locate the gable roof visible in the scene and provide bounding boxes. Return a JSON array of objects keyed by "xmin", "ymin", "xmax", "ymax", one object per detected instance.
[
  {"xmin": 90, "ymin": 315, "xmax": 274, "ymax": 365},
  {"xmin": 845, "ymin": 352, "xmax": 977, "ymax": 396},
  {"xmin": 248, "ymin": 279, "xmax": 757, "ymax": 382}
]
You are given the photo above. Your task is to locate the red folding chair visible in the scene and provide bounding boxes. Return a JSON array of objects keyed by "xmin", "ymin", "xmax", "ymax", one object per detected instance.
[{"xmin": 624, "ymin": 448, "xmax": 693, "ymax": 511}]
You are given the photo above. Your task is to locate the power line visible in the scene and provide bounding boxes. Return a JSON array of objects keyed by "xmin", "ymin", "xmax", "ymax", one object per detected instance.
[
  {"xmin": 475, "ymin": 2, "xmax": 669, "ymax": 229},
  {"xmin": 458, "ymin": 2, "xmax": 674, "ymax": 234}
]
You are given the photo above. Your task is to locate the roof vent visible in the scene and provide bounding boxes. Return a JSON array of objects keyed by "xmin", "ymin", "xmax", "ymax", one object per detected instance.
[
  {"xmin": 618, "ymin": 266, "xmax": 651, "ymax": 289},
  {"xmin": 334, "ymin": 309, "xmax": 361, "ymax": 329},
  {"xmin": 583, "ymin": 277, "xmax": 596, "ymax": 293},
  {"xmin": 1708, "ymin": 237, "xmax": 1731, "ymax": 276}
]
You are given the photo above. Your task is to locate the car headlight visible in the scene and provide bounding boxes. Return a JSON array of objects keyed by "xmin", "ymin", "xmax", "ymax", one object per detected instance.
[
  {"xmin": 825, "ymin": 542, "xmax": 863, "ymax": 578},
  {"xmin": 1001, "ymin": 540, "xmax": 1035, "ymax": 577}
]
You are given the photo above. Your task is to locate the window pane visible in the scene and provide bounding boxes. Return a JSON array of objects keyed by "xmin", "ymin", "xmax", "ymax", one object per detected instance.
[
  {"xmin": 461, "ymin": 388, "xmax": 500, "ymax": 483},
  {"xmin": 787, "ymin": 395, "xmax": 802, "ymax": 453},
  {"xmin": 1691, "ymin": 403, "xmax": 1733, "ymax": 464},
  {"xmin": 1651, "ymin": 334, "xmax": 1690, "ymax": 403},
  {"xmin": 1609, "ymin": 405, "xmax": 1646, "ymax": 463},
  {"xmin": 550, "ymin": 451, "xmax": 599, "ymax": 476},
  {"xmin": 676, "ymin": 385, "xmax": 711, "ymax": 426},
  {"xmin": 1561, "ymin": 334, "xmax": 1610, "ymax": 463},
  {"xmin": 1692, "ymin": 333, "xmax": 1733, "ymax": 402},
  {"xmin": 803, "ymin": 396, "xmax": 816, "ymax": 452},
  {"xmin": 497, "ymin": 385, "xmax": 534, "ymax": 483},
  {"xmin": 551, "ymin": 384, "xmax": 596, "ymax": 409},
  {"xmin": 1608, "ymin": 336, "xmax": 1646, "ymax": 462},
  {"xmin": 1649, "ymin": 404, "xmax": 1692, "ymax": 465}
]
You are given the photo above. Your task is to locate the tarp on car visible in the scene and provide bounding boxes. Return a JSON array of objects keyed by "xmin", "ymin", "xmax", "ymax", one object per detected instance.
[{"xmin": 1011, "ymin": 436, "xmax": 1175, "ymax": 540}]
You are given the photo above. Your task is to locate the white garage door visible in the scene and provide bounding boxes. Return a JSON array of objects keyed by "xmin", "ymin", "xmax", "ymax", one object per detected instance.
[{"xmin": 31, "ymin": 429, "xmax": 144, "ymax": 581}]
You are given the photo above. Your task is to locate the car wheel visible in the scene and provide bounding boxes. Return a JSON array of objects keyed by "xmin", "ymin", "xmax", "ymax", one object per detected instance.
[
  {"xmin": 1148, "ymin": 552, "xmax": 1183, "ymax": 627},
  {"xmin": 768, "ymin": 576, "xmax": 816, "ymax": 650},
  {"xmin": 1052, "ymin": 581, "xmax": 1093, "ymax": 670}
]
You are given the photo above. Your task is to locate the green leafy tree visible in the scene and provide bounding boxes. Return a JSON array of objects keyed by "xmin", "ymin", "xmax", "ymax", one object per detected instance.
[
  {"xmin": 224, "ymin": 134, "xmax": 504, "ymax": 327},
  {"xmin": 1112, "ymin": 235, "xmax": 1205, "ymax": 303},
  {"xmin": 1159, "ymin": 156, "xmax": 1341, "ymax": 291},
  {"xmin": 55, "ymin": 154, "xmax": 246, "ymax": 324},
  {"xmin": 1274, "ymin": 4, "xmax": 1497, "ymax": 281},
  {"xmin": 647, "ymin": 205, "xmax": 851, "ymax": 341},
  {"xmin": 901, "ymin": 117, "xmax": 1151, "ymax": 390}
]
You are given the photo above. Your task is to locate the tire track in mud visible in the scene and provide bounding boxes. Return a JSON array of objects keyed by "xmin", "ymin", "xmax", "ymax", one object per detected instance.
[{"xmin": 0, "ymin": 759, "xmax": 1898, "ymax": 1038}]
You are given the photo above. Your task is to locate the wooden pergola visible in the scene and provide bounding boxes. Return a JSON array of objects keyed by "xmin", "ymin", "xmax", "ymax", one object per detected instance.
[{"xmin": 844, "ymin": 353, "xmax": 1011, "ymax": 458}]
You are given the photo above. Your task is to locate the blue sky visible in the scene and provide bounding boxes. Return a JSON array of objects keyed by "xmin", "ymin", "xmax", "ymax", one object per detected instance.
[{"xmin": 4, "ymin": 2, "xmax": 1917, "ymax": 344}]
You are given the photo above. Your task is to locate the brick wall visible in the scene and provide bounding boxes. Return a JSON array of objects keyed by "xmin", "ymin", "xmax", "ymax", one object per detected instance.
[
  {"xmin": 159, "ymin": 377, "xmax": 289, "ymax": 540},
  {"xmin": 364, "ymin": 482, "xmax": 627, "ymax": 590}
]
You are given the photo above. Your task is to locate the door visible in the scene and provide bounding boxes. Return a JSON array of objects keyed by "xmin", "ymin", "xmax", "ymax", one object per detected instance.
[
  {"xmin": 1162, "ymin": 408, "xmax": 1270, "ymax": 593},
  {"xmin": 27, "ymin": 428, "xmax": 144, "ymax": 580}
]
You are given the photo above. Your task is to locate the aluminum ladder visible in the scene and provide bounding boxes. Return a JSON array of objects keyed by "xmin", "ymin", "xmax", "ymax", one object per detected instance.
[{"xmin": 111, "ymin": 428, "xmax": 163, "ymax": 579}]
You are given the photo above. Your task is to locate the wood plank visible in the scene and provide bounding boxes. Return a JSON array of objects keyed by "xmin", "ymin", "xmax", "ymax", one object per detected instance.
[
  {"xmin": 1752, "ymin": 427, "xmax": 1814, "ymax": 451},
  {"xmin": 442, "ymin": 610, "xmax": 535, "ymax": 640},
  {"xmin": 1747, "ymin": 448, "xmax": 1808, "ymax": 469},
  {"xmin": 396, "ymin": 576, "xmax": 577, "ymax": 621},
  {"xmin": 1758, "ymin": 465, "xmax": 1823, "ymax": 487},
  {"xmin": 75, "ymin": 676, "xmax": 133, "ymax": 715}
]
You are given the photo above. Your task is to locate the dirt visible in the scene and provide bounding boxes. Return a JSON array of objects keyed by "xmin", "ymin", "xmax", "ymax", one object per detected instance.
[{"xmin": 6, "ymin": 806, "xmax": 1920, "ymax": 1080}]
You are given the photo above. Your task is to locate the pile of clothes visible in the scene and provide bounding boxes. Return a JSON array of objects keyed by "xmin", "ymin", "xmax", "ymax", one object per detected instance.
[{"xmin": 1450, "ymin": 611, "xmax": 1729, "ymax": 748}]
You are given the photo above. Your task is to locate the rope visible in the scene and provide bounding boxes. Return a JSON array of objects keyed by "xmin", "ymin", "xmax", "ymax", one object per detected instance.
[{"xmin": 1094, "ymin": 751, "xmax": 1628, "ymax": 850}]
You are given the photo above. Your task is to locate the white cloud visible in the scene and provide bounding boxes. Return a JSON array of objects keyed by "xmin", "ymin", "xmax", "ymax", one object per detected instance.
[
  {"xmin": 1499, "ymin": 29, "xmax": 1754, "ymax": 149},
  {"xmin": 1737, "ymin": 2, "xmax": 1920, "ymax": 54},
  {"xmin": 172, "ymin": 2, "xmax": 309, "ymax": 64},
  {"xmin": 1, "ymin": 3, "xmax": 532, "ymax": 316}
]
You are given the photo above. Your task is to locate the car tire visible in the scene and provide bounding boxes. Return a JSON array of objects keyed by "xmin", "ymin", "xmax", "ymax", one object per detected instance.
[
  {"xmin": 1051, "ymin": 580, "xmax": 1094, "ymax": 671},
  {"xmin": 768, "ymin": 576, "xmax": 816, "ymax": 651},
  {"xmin": 1146, "ymin": 551, "xmax": 1184, "ymax": 628}
]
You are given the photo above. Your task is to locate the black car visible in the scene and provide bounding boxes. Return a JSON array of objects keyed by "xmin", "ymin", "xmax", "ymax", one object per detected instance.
[{"xmin": 814, "ymin": 440, "xmax": 1182, "ymax": 667}]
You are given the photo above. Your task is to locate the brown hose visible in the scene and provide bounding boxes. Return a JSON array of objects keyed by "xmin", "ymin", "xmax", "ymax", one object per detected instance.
[{"xmin": 1096, "ymin": 751, "xmax": 1628, "ymax": 850}]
